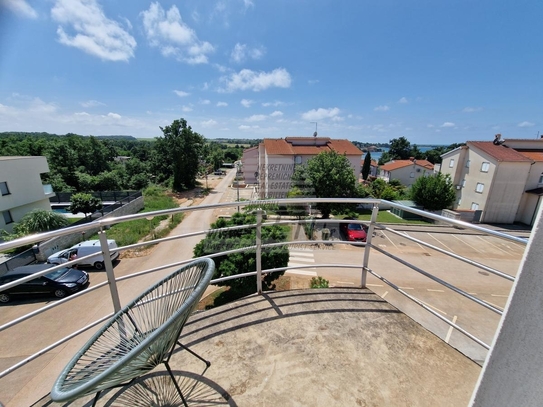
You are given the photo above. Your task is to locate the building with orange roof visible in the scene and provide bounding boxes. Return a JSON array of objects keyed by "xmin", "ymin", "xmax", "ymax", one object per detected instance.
[
  {"xmin": 255, "ymin": 137, "xmax": 363, "ymax": 199},
  {"xmin": 378, "ymin": 158, "xmax": 435, "ymax": 187},
  {"xmin": 440, "ymin": 136, "xmax": 543, "ymax": 225}
]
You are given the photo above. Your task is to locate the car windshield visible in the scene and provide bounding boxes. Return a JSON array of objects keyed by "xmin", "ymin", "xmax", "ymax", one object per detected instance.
[
  {"xmin": 348, "ymin": 224, "xmax": 363, "ymax": 230},
  {"xmin": 45, "ymin": 268, "xmax": 71, "ymax": 281}
]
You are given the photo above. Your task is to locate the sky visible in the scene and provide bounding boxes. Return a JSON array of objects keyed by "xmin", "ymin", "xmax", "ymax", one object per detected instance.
[{"xmin": 0, "ymin": 0, "xmax": 541, "ymax": 145}]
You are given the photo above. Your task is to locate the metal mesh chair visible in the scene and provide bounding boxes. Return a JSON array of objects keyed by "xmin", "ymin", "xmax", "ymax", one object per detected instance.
[{"xmin": 50, "ymin": 258, "xmax": 215, "ymax": 406}]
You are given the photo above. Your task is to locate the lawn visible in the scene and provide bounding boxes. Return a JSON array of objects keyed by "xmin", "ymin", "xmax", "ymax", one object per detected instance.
[{"xmin": 343, "ymin": 210, "xmax": 434, "ymax": 225}]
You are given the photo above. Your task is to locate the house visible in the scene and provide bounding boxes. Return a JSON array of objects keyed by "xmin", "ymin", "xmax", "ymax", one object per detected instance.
[
  {"xmin": 0, "ymin": 156, "xmax": 56, "ymax": 233},
  {"xmin": 378, "ymin": 158, "xmax": 434, "ymax": 186},
  {"xmin": 257, "ymin": 137, "xmax": 362, "ymax": 199},
  {"xmin": 359, "ymin": 156, "xmax": 379, "ymax": 179},
  {"xmin": 440, "ymin": 137, "xmax": 543, "ymax": 225},
  {"xmin": 241, "ymin": 146, "xmax": 259, "ymax": 184}
]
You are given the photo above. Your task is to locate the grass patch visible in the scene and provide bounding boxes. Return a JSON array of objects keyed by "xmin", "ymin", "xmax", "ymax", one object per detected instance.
[{"xmin": 342, "ymin": 210, "xmax": 433, "ymax": 225}]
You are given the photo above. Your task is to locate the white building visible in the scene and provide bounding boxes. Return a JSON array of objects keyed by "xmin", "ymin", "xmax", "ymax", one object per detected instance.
[
  {"xmin": 440, "ymin": 138, "xmax": 543, "ymax": 225},
  {"xmin": 241, "ymin": 146, "xmax": 259, "ymax": 184},
  {"xmin": 0, "ymin": 156, "xmax": 56, "ymax": 233},
  {"xmin": 257, "ymin": 137, "xmax": 362, "ymax": 199},
  {"xmin": 378, "ymin": 158, "xmax": 434, "ymax": 187}
]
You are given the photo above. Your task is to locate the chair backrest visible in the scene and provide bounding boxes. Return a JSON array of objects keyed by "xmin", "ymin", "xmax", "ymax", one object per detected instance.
[{"xmin": 50, "ymin": 257, "xmax": 215, "ymax": 402}]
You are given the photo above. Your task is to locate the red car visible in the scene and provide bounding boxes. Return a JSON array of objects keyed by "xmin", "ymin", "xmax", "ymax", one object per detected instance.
[{"xmin": 340, "ymin": 220, "xmax": 368, "ymax": 242}]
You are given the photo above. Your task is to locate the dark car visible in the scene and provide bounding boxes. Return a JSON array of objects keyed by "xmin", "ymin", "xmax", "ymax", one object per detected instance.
[
  {"xmin": 0, "ymin": 264, "xmax": 89, "ymax": 303},
  {"xmin": 340, "ymin": 219, "xmax": 368, "ymax": 242}
]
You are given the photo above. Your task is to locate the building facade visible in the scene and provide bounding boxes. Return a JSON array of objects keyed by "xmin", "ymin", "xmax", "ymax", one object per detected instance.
[
  {"xmin": 378, "ymin": 158, "xmax": 434, "ymax": 187},
  {"xmin": 440, "ymin": 138, "xmax": 543, "ymax": 225},
  {"xmin": 241, "ymin": 146, "xmax": 259, "ymax": 184},
  {"xmin": 255, "ymin": 137, "xmax": 362, "ymax": 199},
  {"xmin": 0, "ymin": 156, "xmax": 56, "ymax": 233}
]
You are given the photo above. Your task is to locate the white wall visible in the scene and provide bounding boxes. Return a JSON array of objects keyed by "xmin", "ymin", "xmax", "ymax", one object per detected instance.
[{"xmin": 242, "ymin": 148, "xmax": 259, "ymax": 184}]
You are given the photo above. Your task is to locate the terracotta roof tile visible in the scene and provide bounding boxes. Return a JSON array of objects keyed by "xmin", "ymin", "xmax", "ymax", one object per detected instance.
[
  {"xmin": 468, "ymin": 141, "xmax": 533, "ymax": 162},
  {"xmin": 379, "ymin": 160, "xmax": 434, "ymax": 171},
  {"xmin": 263, "ymin": 138, "xmax": 362, "ymax": 156},
  {"xmin": 516, "ymin": 151, "xmax": 543, "ymax": 162}
]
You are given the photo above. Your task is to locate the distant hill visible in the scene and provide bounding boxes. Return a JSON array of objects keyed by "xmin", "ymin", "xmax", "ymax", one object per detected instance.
[{"xmin": 0, "ymin": 132, "xmax": 136, "ymax": 141}]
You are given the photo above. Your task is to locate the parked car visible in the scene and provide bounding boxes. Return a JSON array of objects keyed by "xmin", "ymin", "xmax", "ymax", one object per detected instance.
[
  {"xmin": 340, "ymin": 219, "xmax": 368, "ymax": 242},
  {"xmin": 47, "ymin": 239, "xmax": 119, "ymax": 270},
  {"xmin": 0, "ymin": 264, "xmax": 89, "ymax": 303}
]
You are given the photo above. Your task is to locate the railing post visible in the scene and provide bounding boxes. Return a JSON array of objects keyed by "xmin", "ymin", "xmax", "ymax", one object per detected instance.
[
  {"xmin": 98, "ymin": 230, "xmax": 122, "ymax": 313},
  {"xmin": 256, "ymin": 209, "xmax": 263, "ymax": 294},
  {"xmin": 361, "ymin": 203, "xmax": 380, "ymax": 288}
]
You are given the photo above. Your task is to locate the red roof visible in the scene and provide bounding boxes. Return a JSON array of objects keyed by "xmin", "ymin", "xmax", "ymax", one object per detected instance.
[
  {"xmin": 263, "ymin": 138, "xmax": 362, "ymax": 156},
  {"xmin": 379, "ymin": 159, "xmax": 434, "ymax": 172},
  {"xmin": 468, "ymin": 141, "xmax": 533, "ymax": 162},
  {"xmin": 516, "ymin": 151, "xmax": 543, "ymax": 162}
]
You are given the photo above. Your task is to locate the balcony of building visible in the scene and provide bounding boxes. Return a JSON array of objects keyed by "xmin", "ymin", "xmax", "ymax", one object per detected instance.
[{"xmin": 0, "ymin": 198, "xmax": 539, "ymax": 406}]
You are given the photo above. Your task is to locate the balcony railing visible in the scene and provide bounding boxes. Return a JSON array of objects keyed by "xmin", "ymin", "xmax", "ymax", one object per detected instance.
[{"xmin": 0, "ymin": 198, "xmax": 532, "ymax": 406}]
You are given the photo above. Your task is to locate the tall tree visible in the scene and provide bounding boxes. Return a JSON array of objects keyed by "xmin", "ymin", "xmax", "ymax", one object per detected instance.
[
  {"xmin": 157, "ymin": 118, "xmax": 205, "ymax": 191},
  {"xmin": 304, "ymin": 150, "xmax": 358, "ymax": 219},
  {"xmin": 410, "ymin": 173, "xmax": 456, "ymax": 211},
  {"xmin": 389, "ymin": 136, "xmax": 412, "ymax": 160},
  {"xmin": 361, "ymin": 152, "xmax": 372, "ymax": 180}
]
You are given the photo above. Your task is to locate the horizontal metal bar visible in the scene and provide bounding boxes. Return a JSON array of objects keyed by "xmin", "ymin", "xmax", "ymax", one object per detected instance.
[{"xmin": 365, "ymin": 267, "xmax": 490, "ymax": 350}]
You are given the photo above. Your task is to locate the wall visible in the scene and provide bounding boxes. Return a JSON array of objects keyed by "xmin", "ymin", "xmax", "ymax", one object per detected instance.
[
  {"xmin": 388, "ymin": 164, "xmax": 432, "ymax": 187},
  {"xmin": 33, "ymin": 196, "xmax": 144, "ymax": 261},
  {"xmin": 241, "ymin": 147, "xmax": 259, "ymax": 184}
]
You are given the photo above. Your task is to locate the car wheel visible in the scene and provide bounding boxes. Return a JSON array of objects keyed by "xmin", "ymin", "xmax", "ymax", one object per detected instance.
[
  {"xmin": 94, "ymin": 261, "xmax": 104, "ymax": 270},
  {"xmin": 0, "ymin": 292, "xmax": 10, "ymax": 303},
  {"xmin": 54, "ymin": 289, "xmax": 68, "ymax": 299}
]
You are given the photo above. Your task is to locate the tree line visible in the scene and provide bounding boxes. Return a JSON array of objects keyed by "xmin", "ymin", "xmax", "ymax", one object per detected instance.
[{"xmin": 0, "ymin": 119, "xmax": 243, "ymax": 193}]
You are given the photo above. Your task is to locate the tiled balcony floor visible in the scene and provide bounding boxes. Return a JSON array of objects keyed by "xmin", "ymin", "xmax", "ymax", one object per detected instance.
[{"xmin": 33, "ymin": 288, "xmax": 481, "ymax": 407}]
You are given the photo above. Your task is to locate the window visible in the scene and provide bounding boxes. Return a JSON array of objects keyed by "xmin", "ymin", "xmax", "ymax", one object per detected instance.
[
  {"xmin": 481, "ymin": 162, "xmax": 490, "ymax": 172},
  {"xmin": 457, "ymin": 199, "xmax": 462, "ymax": 205},
  {"xmin": 466, "ymin": 160, "xmax": 470, "ymax": 168},
  {"xmin": 471, "ymin": 202, "xmax": 479, "ymax": 210},
  {"xmin": 2, "ymin": 210, "xmax": 13, "ymax": 224},
  {"xmin": 294, "ymin": 156, "xmax": 302, "ymax": 164},
  {"xmin": 461, "ymin": 179, "xmax": 466, "ymax": 187},
  {"xmin": 476, "ymin": 183, "xmax": 485, "ymax": 193},
  {"xmin": 539, "ymin": 173, "xmax": 543, "ymax": 184},
  {"xmin": 449, "ymin": 159, "xmax": 455, "ymax": 168},
  {"xmin": 410, "ymin": 172, "xmax": 415, "ymax": 178},
  {"xmin": 0, "ymin": 182, "xmax": 9, "ymax": 196}
]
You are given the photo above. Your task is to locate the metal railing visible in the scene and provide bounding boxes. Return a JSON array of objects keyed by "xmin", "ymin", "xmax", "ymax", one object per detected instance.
[{"xmin": 0, "ymin": 198, "xmax": 528, "ymax": 384}]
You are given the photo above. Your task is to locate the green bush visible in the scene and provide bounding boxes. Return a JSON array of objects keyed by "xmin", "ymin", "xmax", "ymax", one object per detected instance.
[{"xmin": 310, "ymin": 276, "xmax": 329, "ymax": 289}]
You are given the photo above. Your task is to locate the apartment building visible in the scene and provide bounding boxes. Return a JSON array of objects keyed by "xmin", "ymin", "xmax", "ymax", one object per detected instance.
[
  {"xmin": 378, "ymin": 158, "xmax": 434, "ymax": 187},
  {"xmin": 255, "ymin": 137, "xmax": 362, "ymax": 199},
  {"xmin": 0, "ymin": 156, "xmax": 56, "ymax": 233},
  {"xmin": 440, "ymin": 137, "xmax": 543, "ymax": 225}
]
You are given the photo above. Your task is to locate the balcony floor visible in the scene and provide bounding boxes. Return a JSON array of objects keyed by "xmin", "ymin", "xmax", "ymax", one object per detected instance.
[{"xmin": 33, "ymin": 288, "xmax": 480, "ymax": 407}]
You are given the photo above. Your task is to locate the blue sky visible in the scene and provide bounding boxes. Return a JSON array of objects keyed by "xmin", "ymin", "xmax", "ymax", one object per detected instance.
[{"xmin": 0, "ymin": 0, "xmax": 541, "ymax": 145}]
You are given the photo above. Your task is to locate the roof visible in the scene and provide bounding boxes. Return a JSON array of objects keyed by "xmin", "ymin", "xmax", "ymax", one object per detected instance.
[
  {"xmin": 516, "ymin": 151, "xmax": 543, "ymax": 162},
  {"xmin": 467, "ymin": 141, "xmax": 533, "ymax": 162},
  {"xmin": 242, "ymin": 146, "xmax": 258, "ymax": 153},
  {"xmin": 263, "ymin": 138, "xmax": 362, "ymax": 156},
  {"xmin": 379, "ymin": 159, "xmax": 434, "ymax": 172},
  {"xmin": 7, "ymin": 264, "xmax": 55, "ymax": 276}
]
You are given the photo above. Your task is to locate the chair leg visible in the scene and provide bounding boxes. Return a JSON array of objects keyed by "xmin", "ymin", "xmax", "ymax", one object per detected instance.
[
  {"xmin": 176, "ymin": 341, "xmax": 211, "ymax": 367},
  {"xmin": 164, "ymin": 361, "xmax": 189, "ymax": 407}
]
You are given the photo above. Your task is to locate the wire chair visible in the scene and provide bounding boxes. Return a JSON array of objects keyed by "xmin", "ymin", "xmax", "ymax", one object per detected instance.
[{"xmin": 50, "ymin": 258, "xmax": 215, "ymax": 407}]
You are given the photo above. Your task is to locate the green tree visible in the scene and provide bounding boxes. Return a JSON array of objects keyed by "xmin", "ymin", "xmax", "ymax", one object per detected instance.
[
  {"xmin": 4, "ymin": 209, "xmax": 70, "ymax": 238},
  {"xmin": 69, "ymin": 193, "xmax": 103, "ymax": 219},
  {"xmin": 301, "ymin": 151, "xmax": 358, "ymax": 218},
  {"xmin": 193, "ymin": 212, "xmax": 289, "ymax": 293},
  {"xmin": 157, "ymin": 118, "xmax": 205, "ymax": 191},
  {"xmin": 361, "ymin": 152, "xmax": 372, "ymax": 180},
  {"xmin": 389, "ymin": 136, "xmax": 412, "ymax": 160},
  {"xmin": 410, "ymin": 173, "xmax": 456, "ymax": 211}
]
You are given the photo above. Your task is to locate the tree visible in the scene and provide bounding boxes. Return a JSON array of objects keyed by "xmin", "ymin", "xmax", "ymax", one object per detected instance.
[
  {"xmin": 361, "ymin": 152, "xmax": 372, "ymax": 180},
  {"xmin": 4, "ymin": 209, "xmax": 70, "ymax": 238},
  {"xmin": 410, "ymin": 173, "xmax": 456, "ymax": 211},
  {"xmin": 193, "ymin": 212, "xmax": 289, "ymax": 293},
  {"xmin": 69, "ymin": 193, "xmax": 103, "ymax": 219},
  {"xmin": 304, "ymin": 151, "xmax": 358, "ymax": 218},
  {"xmin": 157, "ymin": 118, "xmax": 205, "ymax": 191},
  {"xmin": 389, "ymin": 136, "xmax": 412, "ymax": 160}
]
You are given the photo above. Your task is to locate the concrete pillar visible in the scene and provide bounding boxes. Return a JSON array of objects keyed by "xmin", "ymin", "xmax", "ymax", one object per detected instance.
[{"xmin": 470, "ymin": 205, "xmax": 543, "ymax": 406}]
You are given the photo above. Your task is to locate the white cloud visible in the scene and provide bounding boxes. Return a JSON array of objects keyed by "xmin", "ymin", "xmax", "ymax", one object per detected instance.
[
  {"xmin": 243, "ymin": 0, "xmax": 254, "ymax": 8},
  {"xmin": 201, "ymin": 119, "xmax": 217, "ymax": 127},
  {"xmin": 239, "ymin": 124, "xmax": 259, "ymax": 130},
  {"xmin": 441, "ymin": 122, "xmax": 455, "ymax": 127},
  {"xmin": 141, "ymin": 2, "xmax": 214, "ymax": 64},
  {"xmin": 1, "ymin": 0, "xmax": 38, "ymax": 18},
  {"xmin": 217, "ymin": 101, "xmax": 228, "ymax": 107},
  {"xmin": 80, "ymin": 99, "xmax": 105, "ymax": 108},
  {"xmin": 220, "ymin": 68, "xmax": 291, "ymax": 92},
  {"xmin": 374, "ymin": 105, "xmax": 390, "ymax": 112},
  {"xmin": 75, "ymin": 111, "xmax": 90, "ymax": 116},
  {"xmin": 230, "ymin": 43, "xmax": 266, "ymax": 63},
  {"xmin": 182, "ymin": 105, "xmax": 193, "ymax": 112},
  {"xmin": 308, "ymin": 79, "xmax": 319, "ymax": 85},
  {"xmin": 107, "ymin": 112, "xmax": 121, "ymax": 119},
  {"xmin": 427, "ymin": 124, "xmax": 435, "ymax": 128},
  {"xmin": 51, "ymin": 0, "xmax": 136, "ymax": 62},
  {"xmin": 301, "ymin": 107, "xmax": 340, "ymax": 121},
  {"xmin": 518, "ymin": 121, "xmax": 535, "ymax": 127},
  {"xmin": 174, "ymin": 90, "xmax": 190, "ymax": 97},
  {"xmin": 241, "ymin": 99, "xmax": 254, "ymax": 108},
  {"xmin": 398, "ymin": 97, "xmax": 408, "ymax": 104},
  {"xmin": 463, "ymin": 106, "xmax": 483, "ymax": 113},
  {"xmin": 245, "ymin": 114, "xmax": 267, "ymax": 122},
  {"xmin": 270, "ymin": 111, "xmax": 283, "ymax": 117},
  {"xmin": 200, "ymin": 99, "xmax": 211, "ymax": 105}
]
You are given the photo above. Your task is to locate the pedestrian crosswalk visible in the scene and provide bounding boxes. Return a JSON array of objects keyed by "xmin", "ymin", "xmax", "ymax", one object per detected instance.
[{"xmin": 287, "ymin": 249, "xmax": 317, "ymax": 277}]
